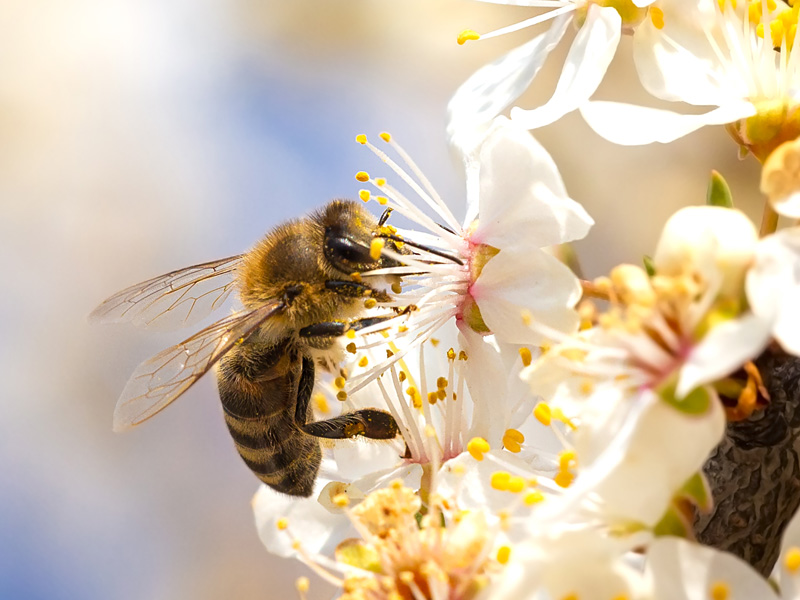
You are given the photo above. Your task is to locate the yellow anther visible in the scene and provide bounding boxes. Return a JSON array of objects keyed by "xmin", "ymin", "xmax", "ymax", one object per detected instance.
[
  {"xmin": 436, "ymin": 376, "xmax": 448, "ymax": 389},
  {"xmin": 467, "ymin": 437, "xmax": 490, "ymax": 461},
  {"xmin": 521, "ymin": 309, "xmax": 533, "ymax": 326},
  {"xmin": 381, "ymin": 330, "xmax": 389, "ymax": 338},
  {"xmin": 447, "ymin": 348, "xmax": 456, "ymax": 360},
  {"xmin": 364, "ymin": 297, "xmax": 377, "ymax": 309},
  {"xmin": 437, "ymin": 389, "xmax": 447, "ymax": 400},
  {"xmin": 451, "ymin": 464, "xmax": 466, "ymax": 476},
  {"xmin": 276, "ymin": 517, "xmax": 289, "ymax": 530},
  {"xmin": 292, "ymin": 540, "xmax": 301, "ymax": 550},
  {"xmin": 370, "ymin": 238, "xmax": 385, "ymax": 261},
  {"xmin": 386, "ymin": 349, "xmax": 394, "ymax": 358},
  {"xmin": 355, "ymin": 134, "xmax": 367, "ymax": 145},
  {"xmin": 346, "ymin": 342, "xmax": 357, "ymax": 354},
  {"xmin": 333, "ymin": 493, "xmax": 350, "ymax": 507},
  {"xmin": 491, "ymin": 471, "xmax": 511, "ymax": 491},
  {"xmin": 406, "ymin": 385, "xmax": 418, "ymax": 397},
  {"xmin": 524, "ymin": 490, "xmax": 545, "ymax": 505},
  {"xmin": 398, "ymin": 371, "xmax": 407, "ymax": 382},
  {"xmin": 428, "ymin": 391, "xmax": 438, "ymax": 404},
  {"xmin": 377, "ymin": 196, "xmax": 388, "ymax": 205},
  {"xmin": 507, "ymin": 476, "xmax": 526, "ymax": 493},
  {"xmin": 336, "ymin": 391, "xmax": 348, "ymax": 402},
  {"xmin": 296, "ymin": 576, "xmax": 310, "ymax": 593},
  {"xmin": 503, "ymin": 428, "xmax": 524, "ymax": 453},
  {"xmin": 552, "ymin": 407, "xmax": 577, "ymax": 431},
  {"xmin": 519, "ymin": 347, "xmax": 533, "ymax": 367},
  {"xmin": 379, "ymin": 132, "xmax": 392, "ymax": 142},
  {"xmin": 359, "ymin": 189, "xmax": 371, "ymax": 202},
  {"xmin": 554, "ymin": 471, "xmax": 574, "ymax": 488},
  {"xmin": 391, "ymin": 282, "xmax": 403, "ymax": 295},
  {"xmin": 534, "ymin": 402, "xmax": 552, "ymax": 426},
  {"xmin": 649, "ymin": 6, "xmax": 664, "ymax": 29},
  {"xmin": 430, "ymin": 338, "xmax": 440, "ymax": 347},
  {"xmin": 457, "ymin": 28, "xmax": 481, "ymax": 45},
  {"xmin": 350, "ymin": 272, "xmax": 362, "ymax": 283},
  {"xmin": 559, "ymin": 450, "xmax": 577, "ymax": 470},
  {"xmin": 785, "ymin": 547, "xmax": 800, "ymax": 572},
  {"xmin": 710, "ymin": 581, "xmax": 730, "ymax": 600},
  {"xmin": 375, "ymin": 177, "xmax": 387, "ymax": 186},
  {"xmin": 346, "ymin": 329, "xmax": 356, "ymax": 339},
  {"xmin": 399, "ymin": 571, "xmax": 415, "ymax": 584},
  {"xmin": 358, "ymin": 356, "xmax": 369, "ymax": 368},
  {"xmin": 579, "ymin": 380, "xmax": 594, "ymax": 395},
  {"xmin": 313, "ymin": 393, "xmax": 330, "ymax": 414},
  {"xmin": 458, "ymin": 350, "xmax": 468, "ymax": 361},
  {"xmin": 496, "ymin": 546, "xmax": 511, "ymax": 565},
  {"xmin": 355, "ymin": 171, "xmax": 370, "ymax": 182},
  {"xmin": 334, "ymin": 376, "xmax": 346, "ymax": 389}
]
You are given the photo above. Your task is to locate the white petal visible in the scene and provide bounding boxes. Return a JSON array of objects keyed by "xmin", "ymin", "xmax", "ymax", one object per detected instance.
[
  {"xmin": 647, "ymin": 538, "xmax": 778, "ymax": 600},
  {"xmin": 587, "ymin": 392, "xmax": 725, "ymax": 526},
  {"xmin": 676, "ymin": 313, "xmax": 772, "ymax": 398},
  {"xmin": 474, "ymin": 247, "xmax": 581, "ymax": 345},
  {"xmin": 510, "ymin": 5, "xmax": 621, "ymax": 129},
  {"xmin": 472, "ymin": 118, "xmax": 593, "ymax": 249},
  {"xmin": 776, "ymin": 506, "xmax": 800, "ymax": 597},
  {"xmin": 771, "ymin": 190, "xmax": 800, "ymax": 219},
  {"xmin": 446, "ymin": 14, "xmax": 570, "ymax": 156},
  {"xmin": 252, "ymin": 482, "xmax": 354, "ymax": 558},
  {"xmin": 580, "ymin": 100, "xmax": 756, "ymax": 145}
]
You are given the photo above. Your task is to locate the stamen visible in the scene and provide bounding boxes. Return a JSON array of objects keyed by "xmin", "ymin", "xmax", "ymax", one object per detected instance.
[
  {"xmin": 355, "ymin": 171, "xmax": 370, "ymax": 182},
  {"xmin": 785, "ymin": 546, "xmax": 800, "ymax": 572},
  {"xmin": 457, "ymin": 29, "xmax": 481, "ymax": 45},
  {"xmin": 467, "ymin": 437, "xmax": 490, "ymax": 461}
]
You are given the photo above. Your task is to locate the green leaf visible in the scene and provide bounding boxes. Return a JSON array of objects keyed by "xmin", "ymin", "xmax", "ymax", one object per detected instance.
[
  {"xmin": 706, "ymin": 170, "xmax": 734, "ymax": 208},
  {"xmin": 643, "ymin": 255, "xmax": 655, "ymax": 277}
]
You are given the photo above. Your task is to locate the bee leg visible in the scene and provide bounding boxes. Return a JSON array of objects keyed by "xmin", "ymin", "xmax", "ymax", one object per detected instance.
[
  {"xmin": 301, "ymin": 409, "xmax": 400, "ymax": 441},
  {"xmin": 324, "ymin": 280, "xmax": 391, "ymax": 302},
  {"xmin": 297, "ymin": 314, "xmax": 402, "ymax": 340}
]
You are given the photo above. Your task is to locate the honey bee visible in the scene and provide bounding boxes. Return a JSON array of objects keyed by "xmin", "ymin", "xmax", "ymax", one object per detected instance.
[{"xmin": 91, "ymin": 200, "xmax": 412, "ymax": 497}]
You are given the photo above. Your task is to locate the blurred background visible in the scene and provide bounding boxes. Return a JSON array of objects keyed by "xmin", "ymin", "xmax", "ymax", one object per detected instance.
[{"xmin": 0, "ymin": 1, "xmax": 761, "ymax": 599}]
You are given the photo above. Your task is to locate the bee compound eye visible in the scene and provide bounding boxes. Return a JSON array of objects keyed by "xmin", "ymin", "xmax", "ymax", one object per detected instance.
[{"xmin": 324, "ymin": 229, "xmax": 373, "ymax": 270}]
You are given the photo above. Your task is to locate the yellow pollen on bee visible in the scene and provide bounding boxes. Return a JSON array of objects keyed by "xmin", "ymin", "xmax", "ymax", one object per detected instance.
[
  {"xmin": 785, "ymin": 547, "xmax": 800, "ymax": 572},
  {"xmin": 467, "ymin": 437, "xmax": 490, "ymax": 461},
  {"xmin": 359, "ymin": 189, "xmax": 371, "ymax": 202},
  {"xmin": 502, "ymin": 428, "xmax": 525, "ymax": 453},
  {"xmin": 355, "ymin": 134, "xmax": 367, "ymax": 145},
  {"xmin": 337, "ymin": 391, "xmax": 348, "ymax": 402},
  {"xmin": 496, "ymin": 546, "xmax": 511, "ymax": 565},
  {"xmin": 346, "ymin": 342, "xmax": 357, "ymax": 354},
  {"xmin": 457, "ymin": 28, "xmax": 481, "ymax": 45},
  {"xmin": 276, "ymin": 517, "xmax": 289, "ymax": 530},
  {"xmin": 649, "ymin": 6, "xmax": 664, "ymax": 29},
  {"xmin": 333, "ymin": 493, "xmax": 350, "ymax": 507},
  {"xmin": 358, "ymin": 356, "xmax": 369, "ymax": 368},
  {"xmin": 364, "ymin": 297, "xmax": 377, "ymax": 309},
  {"xmin": 710, "ymin": 581, "xmax": 730, "ymax": 600},
  {"xmin": 524, "ymin": 490, "xmax": 545, "ymax": 505},
  {"xmin": 355, "ymin": 171, "xmax": 370, "ymax": 182},
  {"xmin": 391, "ymin": 282, "xmax": 402, "ymax": 294},
  {"xmin": 313, "ymin": 393, "xmax": 330, "ymax": 414},
  {"xmin": 534, "ymin": 402, "xmax": 552, "ymax": 426},
  {"xmin": 379, "ymin": 132, "xmax": 392, "ymax": 142},
  {"xmin": 519, "ymin": 347, "xmax": 533, "ymax": 367},
  {"xmin": 350, "ymin": 272, "xmax": 362, "ymax": 283},
  {"xmin": 370, "ymin": 238, "xmax": 385, "ymax": 261}
]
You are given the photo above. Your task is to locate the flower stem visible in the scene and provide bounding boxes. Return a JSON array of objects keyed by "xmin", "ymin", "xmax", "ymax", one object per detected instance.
[{"xmin": 759, "ymin": 202, "xmax": 779, "ymax": 237}]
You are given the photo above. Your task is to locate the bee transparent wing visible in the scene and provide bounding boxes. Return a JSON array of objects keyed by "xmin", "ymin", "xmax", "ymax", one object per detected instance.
[
  {"xmin": 89, "ymin": 255, "xmax": 244, "ymax": 331},
  {"xmin": 113, "ymin": 301, "xmax": 283, "ymax": 432}
]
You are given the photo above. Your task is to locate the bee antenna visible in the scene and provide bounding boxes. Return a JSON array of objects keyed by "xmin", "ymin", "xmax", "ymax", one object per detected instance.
[
  {"xmin": 378, "ymin": 208, "xmax": 393, "ymax": 227},
  {"xmin": 380, "ymin": 233, "xmax": 464, "ymax": 266}
]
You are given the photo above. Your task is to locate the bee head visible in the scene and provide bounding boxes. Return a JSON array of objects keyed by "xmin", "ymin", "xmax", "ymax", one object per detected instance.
[{"xmin": 320, "ymin": 200, "xmax": 405, "ymax": 276}]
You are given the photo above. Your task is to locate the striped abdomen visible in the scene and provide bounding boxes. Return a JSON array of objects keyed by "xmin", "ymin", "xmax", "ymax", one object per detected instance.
[{"xmin": 217, "ymin": 338, "xmax": 321, "ymax": 497}]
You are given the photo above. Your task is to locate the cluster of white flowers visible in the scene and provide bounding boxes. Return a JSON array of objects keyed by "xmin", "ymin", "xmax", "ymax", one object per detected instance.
[{"xmin": 252, "ymin": 0, "xmax": 800, "ymax": 598}]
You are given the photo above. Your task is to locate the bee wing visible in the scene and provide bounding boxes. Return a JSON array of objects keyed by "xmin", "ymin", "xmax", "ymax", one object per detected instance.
[
  {"xmin": 89, "ymin": 255, "xmax": 244, "ymax": 331},
  {"xmin": 113, "ymin": 301, "xmax": 283, "ymax": 432}
]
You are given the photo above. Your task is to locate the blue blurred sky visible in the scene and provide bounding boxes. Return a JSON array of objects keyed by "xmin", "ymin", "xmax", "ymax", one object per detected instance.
[{"xmin": 0, "ymin": 1, "xmax": 761, "ymax": 599}]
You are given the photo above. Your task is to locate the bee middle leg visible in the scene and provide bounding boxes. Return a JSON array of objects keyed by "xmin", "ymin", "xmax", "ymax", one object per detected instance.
[
  {"xmin": 295, "ymin": 356, "xmax": 399, "ymax": 441},
  {"xmin": 297, "ymin": 314, "xmax": 401, "ymax": 339}
]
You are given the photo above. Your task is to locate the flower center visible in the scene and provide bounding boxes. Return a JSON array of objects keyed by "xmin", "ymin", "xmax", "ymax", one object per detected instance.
[
  {"xmin": 460, "ymin": 239, "xmax": 500, "ymax": 335},
  {"xmin": 727, "ymin": 99, "xmax": 800, "ymax": 162},
  {"xmin": 582, "ymin": 0, "xmax": 650, "ymax": 29}
]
